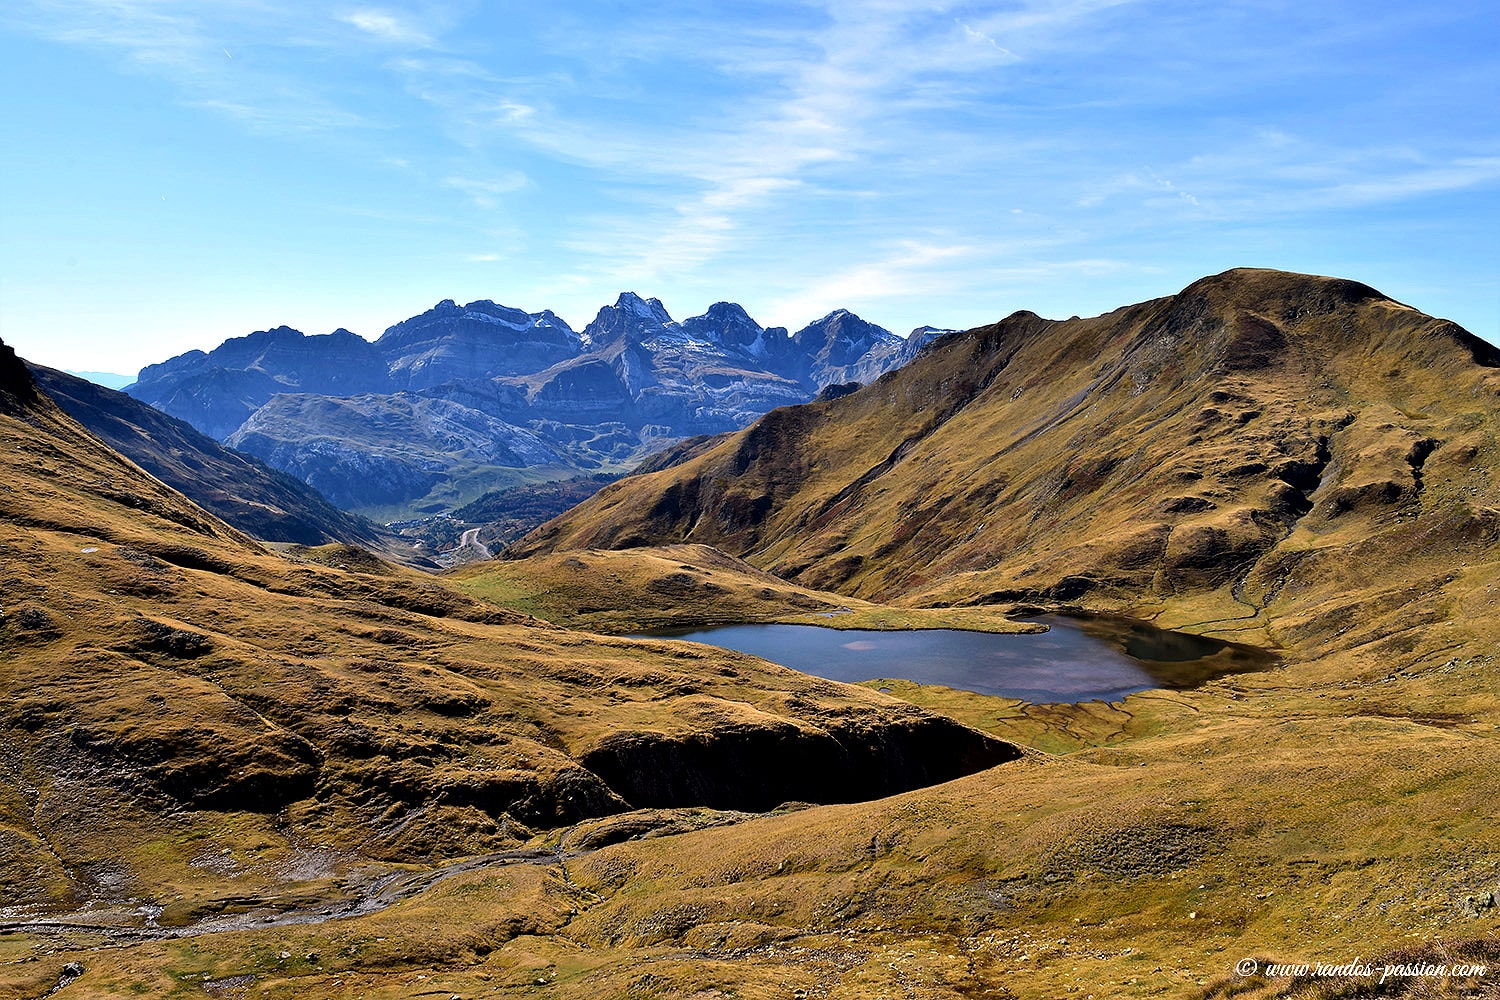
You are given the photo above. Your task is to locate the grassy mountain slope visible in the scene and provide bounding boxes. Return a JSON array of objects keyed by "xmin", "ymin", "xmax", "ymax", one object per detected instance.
[
  {"xmin": 449, "ymin": 542, "xmax": 1038, "ymax": 635},
  {"xmin": 513, "ymin": 270, "xmax": 1500, "ymax": 661},
  {"xmin": 26, "ymin": 363, "xmax": 393, "ymax": 550}
]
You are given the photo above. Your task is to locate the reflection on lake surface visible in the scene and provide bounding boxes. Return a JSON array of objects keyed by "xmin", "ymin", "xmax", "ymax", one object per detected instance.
[{"xmin": 636, "ymin": 615, "xmax": 1277, "ymax": 704}]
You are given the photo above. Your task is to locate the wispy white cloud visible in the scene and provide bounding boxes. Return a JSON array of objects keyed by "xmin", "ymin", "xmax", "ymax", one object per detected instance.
[
  {"xmin": 765, "ymin": 241, "xmax": 981, "ymax": 327},
  {"xmin": 3, "ymin": 0, "xmax": 378, "ymax": 134},
  {"xmin": 1162, "ymin": 135, "xmax": 1500, "ymax": 218},
  {"xmin": 189, "ymin": 95, "xmax": 368, "ymax": 133},
  {"xmin": 340, "ymin": 9, "xmax": 432, "ymax": 47},
  {"xmin": 425, "ymin": 1, "xmax": 1064, "ymax": 281},
  {"xmin": 1316, "ymin": 157, "xmax": 1500, "ymax": 206},
  {"xmin": 442, "ymin": 173, "xmax": 529, "ymax": 209},
  {"xmin": 1076, "ymin": 170, "xmax": 1201, "ymax": 210},
  {"xmin": 956, "ymin": 19, "xmax": 1017, "ymax": 58}
]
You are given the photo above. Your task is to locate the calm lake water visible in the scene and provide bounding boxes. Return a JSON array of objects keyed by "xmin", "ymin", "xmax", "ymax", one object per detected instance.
[{"xmin": 637, "ymin": 615, "xmax": 1277, "ymax": 703}]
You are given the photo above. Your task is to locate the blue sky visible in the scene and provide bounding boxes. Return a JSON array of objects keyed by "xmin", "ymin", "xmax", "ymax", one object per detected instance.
[{"xmin": 1, "ymin": 1, "xmax": 1497, "ymax": 375}]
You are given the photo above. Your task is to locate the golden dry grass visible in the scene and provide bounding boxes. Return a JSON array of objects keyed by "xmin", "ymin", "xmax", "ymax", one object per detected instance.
[
  {"xmin": 448, "ymin": 543, "xmax": 1037, "ymax": 635},
  {"xmin": 5, "ymin": 270, "xmax": 1500, "ymax": 999}
]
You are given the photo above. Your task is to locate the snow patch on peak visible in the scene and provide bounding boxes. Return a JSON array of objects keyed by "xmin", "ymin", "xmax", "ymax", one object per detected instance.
[
  {"xmin": 908, "ymin": 325, "xmax": 955, "ymax": 340},
  {"xmin": 678, "ymin": 301, "xmax": 767, "ymax": 348},
  {"xmin": 615, "ymin": 291, "xmax": 674, "ymax": 325},
  {"xmin": 534, "ymin": 311, "xmax": 579, "ymax": 340},
  {"xmin": 463, "ymin": 310, "xmax": 528, "ymax": 330}
]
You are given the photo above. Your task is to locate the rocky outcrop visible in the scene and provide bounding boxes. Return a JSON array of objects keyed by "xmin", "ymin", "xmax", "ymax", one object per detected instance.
[
  {"xmin": 900, "ymin": 325, "xmax": 955, "ymax": 364},
  {"xmin": 579, "ymin": 715, "xmax": 1020, "ymax": 812},
  {"xmin": 0, "ymin": 336, "xmax": 41, "ymax": 415}
]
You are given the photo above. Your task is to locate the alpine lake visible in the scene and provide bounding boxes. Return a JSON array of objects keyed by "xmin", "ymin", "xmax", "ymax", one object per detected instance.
[{"xmin": 636, "ymin": 614, "xmax": 1278, "ymax": 704}]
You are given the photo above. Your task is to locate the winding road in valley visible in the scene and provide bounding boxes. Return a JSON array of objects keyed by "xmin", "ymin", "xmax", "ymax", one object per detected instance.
[{"xmin": 459, "ymin": 527, "xmax": 491, "ymax": 559}]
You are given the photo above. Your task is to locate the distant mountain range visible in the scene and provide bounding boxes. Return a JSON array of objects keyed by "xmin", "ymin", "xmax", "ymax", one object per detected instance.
[{"xmin": 127, "ymin": 295, "xmax": 945, "ymax": 516}]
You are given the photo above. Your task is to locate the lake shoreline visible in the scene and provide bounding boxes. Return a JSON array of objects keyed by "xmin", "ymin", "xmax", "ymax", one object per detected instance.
[{"xmin": 630, "ymin": 616, "xmax": 1277, "ymax": 704}]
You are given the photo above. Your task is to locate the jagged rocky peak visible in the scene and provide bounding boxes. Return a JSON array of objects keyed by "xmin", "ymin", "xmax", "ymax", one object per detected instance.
[
  {"xmin": 458, "ymin": 298, "xmax": 574, "ymax": 333},
  {"xmin": 789, "ymin": 309, "xmax": 904, "ymax": 385},
  {"xmin": 617, "ymin": 291, "xmax": 673, "ymax": 324},
  {"xmin": 901, "ymin": 325, "xmax": 956, "ymax": 363},
  {"xmin": 678, "ymin": 302, "xmax": 782, "ymax": 352},
  {"xmin": 581, "ymin": 292, "xmax": 678, "ymax": 347},
  {"xmin": 532, "ymin": 308, "xmax": 572, "ymax": 331},
  {"xmin": 795, "ymin": 309, "xmax": 902, "ymax": 355}
]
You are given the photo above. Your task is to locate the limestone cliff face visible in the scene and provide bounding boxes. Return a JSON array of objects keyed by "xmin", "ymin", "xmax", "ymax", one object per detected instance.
[
  {"xmin": 129, "ymin": 327, "xmax": 391, "ymax": 439},
  {"xmin": 529, "ymin": 359, "xmax": 637, "ymax": 423},
  {"xmin": 226, "ymin": 392, "xmax": 566, "ymax": 510},
  {"xmin": 377, "ymin": 299, "xmax": 581, "ymax": 390},
  {"xmin": 130, "ymin": 365, "xmax": 286, "ymax": 442}
]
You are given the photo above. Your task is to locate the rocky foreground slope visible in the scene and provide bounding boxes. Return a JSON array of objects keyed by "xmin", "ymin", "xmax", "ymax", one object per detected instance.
[{"xmin": 127, "ymin": 294, "xmax": 931, "ymax": 516}]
